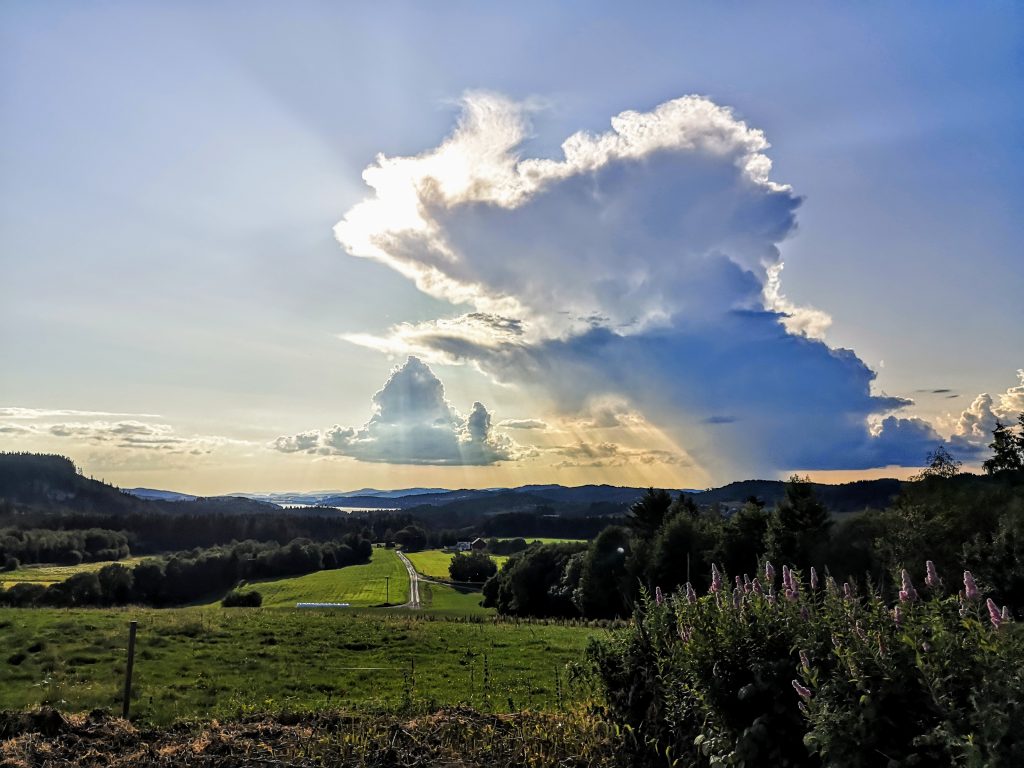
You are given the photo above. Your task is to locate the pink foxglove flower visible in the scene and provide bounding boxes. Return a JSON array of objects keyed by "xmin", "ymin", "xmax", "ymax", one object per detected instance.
[
  {"xmin": 751, "ymin": 578, "xmax": 764, "ymax": 595},
  {"xmin": 1002, "ymin": 605, "xmax": 1011, "ymax": 623},
  {"xmin": 782, "ymin": 565, "xmax": 791, "ymax": 591},
  {"xmin": 925, "ymin": 560, "xmax": 940, "ymax": 590},
  {"xmin": 810, "ymin": 567, "xmax": 819, "ymax": 590},
  {"xmin": 733, "ymin": 587, "xmax": 742, "ymax": 609},
  {"xmin": 799, "ymin": 650, "xmax": 810, "ymax": 670},
  {"xmin": 655, "ymin": 586, "xmax": 664, "ymax": 606},
  {"xmin": 964, "ymin": 571, "xmax": 980, "ymax": 601},
  {"xmin": 791, "ymin": 680, "xmax": 812, "ymax": 699},
  {"xmin": 843, "ymin": 582, "xmax": 852, "ymax": 600},
  {"xmin": 987, "ymin": 598, "xmax": 1002, "ymax": 629},
  {"xmin": 711, "ymin": 564, "xmax": 722, "ymax": 593},
  {"xmin": 899, "ymin": 569, "xmax": 918, "ymax": 602},
  {"xmin": 765, "ymin": 561, "xmax": 775, "ymax": 584},
  {"xmin": 743, "ymin": 574, "xmax": 752, "ymax": 594},
  {"xmin": 685, "ymin": 582, "xmax": 697, "ymax": 604},
  {"xmin": 892, "ymin": 605, "xmax": 902, "ymax": 626}
]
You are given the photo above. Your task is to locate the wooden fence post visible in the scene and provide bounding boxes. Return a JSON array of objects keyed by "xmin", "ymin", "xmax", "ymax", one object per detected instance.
[{"xmin": 122, "ymin": 620, "xmax": 137, "ymax": 719}]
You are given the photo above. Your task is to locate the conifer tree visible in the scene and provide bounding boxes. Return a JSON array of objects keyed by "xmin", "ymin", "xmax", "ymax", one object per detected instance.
[{"xmin": 982, "ymin": 419, "xmax": 1024, "ymax": 474}]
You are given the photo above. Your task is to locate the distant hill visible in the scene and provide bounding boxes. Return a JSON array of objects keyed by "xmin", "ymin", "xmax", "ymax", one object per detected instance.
[
  {"xmin": 694, "ymin": 478, "xmax": 904, "ymax": 514},
  {"xmin": 0, "ymin": 453, "xmax": 140, "ymax": 513},
  {"xmin": 0, "ymin": 453, "xmax": 281, "ymax": 516},
  {"xmin": 125, "ymin": 487, "xmax": 197, "ymax": 502}
]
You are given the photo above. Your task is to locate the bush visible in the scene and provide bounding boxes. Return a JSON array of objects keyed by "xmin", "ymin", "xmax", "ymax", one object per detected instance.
[
  {"xmin": 222, "ymin": 589, "xmax": 263, "ymax": 607},
  {"xmin": 449, "ymin": 551, "xmax": 497, "ymax": 582},
  {"xmin": 3, "ymin": 556, "xmax": 18, "ymax": 572},
  {"xmin": 588, "ymin": 561, "xmax": 1024, "ymax": 767}
]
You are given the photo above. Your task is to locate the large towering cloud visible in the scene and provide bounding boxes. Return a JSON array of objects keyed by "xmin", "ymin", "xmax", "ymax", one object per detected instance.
[
  {"xmin": 331, "ymin": 93, "xmax": 992, "ymax": 475},
  {"xmin": 273, "ymin": 357, "xmax": 517, "ymax": 466}
]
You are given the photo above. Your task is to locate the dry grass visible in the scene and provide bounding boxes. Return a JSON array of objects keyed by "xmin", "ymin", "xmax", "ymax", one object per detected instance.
[{"xmin": 0, "ymin": 706, "xmax": 624, "ymax": 767}]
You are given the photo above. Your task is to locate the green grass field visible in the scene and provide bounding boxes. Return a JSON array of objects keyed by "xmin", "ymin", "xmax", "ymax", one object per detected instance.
[
  {"xmin": 0, "ymin": 557, "xmax": 146, "ymax": 589},
  {"xmin": 405, "ymin": 549, "xmax": 510, "ymax": 580},
  {"xmin": 0, "ymin": 607, "xmax": 601, "ymax": 723},
  {"xmin": 405, "ymin": 541, "xmax": 586, "ymax": 582},
  {"xmin": 517, "ymin": 537, "xmax": 587, "ymax": 545},
  {"xmin": 244, "ymin": 547, "xmax": 410, "ymax": 608},
  {"xmin": 417, "ymin": 581, "xmax": 490, "ymax": 616}
]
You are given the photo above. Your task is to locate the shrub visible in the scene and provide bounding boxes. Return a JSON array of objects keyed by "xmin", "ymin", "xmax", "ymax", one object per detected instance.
[
  {"xmin": 2, "ymin": 556, "xmax": 18, "ymax": 572},
  {"xmin": 448, "ymin": 551, "xmax": 497, "ymax": 582},
  {"xmin": 588, "ymin": 561, "xmax": 1024, "ymax": 767},
  {"xmin": 222, "ymin": 589, "xmax": 263, "ymax": 607}
]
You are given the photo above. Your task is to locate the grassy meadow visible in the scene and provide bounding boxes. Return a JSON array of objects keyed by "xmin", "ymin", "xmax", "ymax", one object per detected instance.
[
  {"xmin": 243, "ymin": 547, "xmax": 410, "ymax": 608},
  {"xmin": 0, "ymin": 557, "xmax": 146, "ymax": 589},
  {"xmin": 404, "ymin": 539, "xmax": 585, "ymax": 582},
  {"xmin": 0, "ymin": 545, "xmax": 598, "ymax": 726},
  {"xmin": 416, "ymin": 580, "xmax": 490, "ymax": 616},
  {"xmin": 0, "ymin": 607, "xmax": 599, "ymax": 724},
  {"xmin": 405, "ymin": 549, "xmax": 509, "ymax": 580}
]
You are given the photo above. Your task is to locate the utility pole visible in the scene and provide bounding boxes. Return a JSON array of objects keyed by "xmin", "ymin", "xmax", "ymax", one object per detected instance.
[{"xmin": 385, "ymin": 575, "xmax": 390, "ymax": 604}]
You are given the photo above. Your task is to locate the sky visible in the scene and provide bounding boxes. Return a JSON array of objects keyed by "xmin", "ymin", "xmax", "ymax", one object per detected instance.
[{"xmin": 1, "ymin": 2, "xmax": 1022, "ymax": 494}]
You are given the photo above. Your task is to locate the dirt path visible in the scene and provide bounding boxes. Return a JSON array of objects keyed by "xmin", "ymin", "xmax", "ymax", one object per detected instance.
[{"xmin": 395, "ymin": 550, "xmax": 421, "ymax": 608}]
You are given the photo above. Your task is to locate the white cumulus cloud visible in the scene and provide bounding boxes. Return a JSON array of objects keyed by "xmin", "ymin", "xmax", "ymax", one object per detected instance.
[{"xmin": 272, "ymin": 357, "xmax": 520, "ymax": 466}]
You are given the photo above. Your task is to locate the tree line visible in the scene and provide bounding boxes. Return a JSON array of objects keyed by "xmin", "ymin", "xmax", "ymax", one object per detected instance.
[
  {"xmin": 1, "ymin": 527, "xmax": 129, "ymax": 569},
  {"xmin": 0, "ymin": 534, "xmax": 372, "ymax": 608},
  {"xmin": 483, "ymin": 466, "xmax": 1024, "ymax": 618}
]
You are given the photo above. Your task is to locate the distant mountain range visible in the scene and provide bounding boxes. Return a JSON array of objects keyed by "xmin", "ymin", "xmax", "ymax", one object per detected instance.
[
  {"xmin": 123, "ymin": 479, "xmax": 901, "ymax": 514},
  {"xmin": 0, "ymin": 452, "xmax": 913, "ymax": 522}
]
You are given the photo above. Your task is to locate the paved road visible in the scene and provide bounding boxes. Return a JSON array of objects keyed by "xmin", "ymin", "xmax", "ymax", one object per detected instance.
[{"xmin": 395, "ymin": 550, "xmax": 421, "ymax": 609}]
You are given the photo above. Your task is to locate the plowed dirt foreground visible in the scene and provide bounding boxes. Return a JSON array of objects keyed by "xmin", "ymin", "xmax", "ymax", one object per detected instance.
[{"xmin": 0, "ymin": 707, "xmax": 620, "ymax": 768}]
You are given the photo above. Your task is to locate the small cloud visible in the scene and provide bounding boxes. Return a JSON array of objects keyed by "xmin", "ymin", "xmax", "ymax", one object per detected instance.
[
  {"xmin": 550, "ymin": 440, "xmax": 688, "ymax": 469},
  {"xmin": 0, "ymin": 407, "xmax": 162, "ymax": 420},
  {"xmin": 271, "ymin": 430, "xmax": 321, "ymax": 453},
  {"xmin": 0, "ymin": 417, "xmax": 238, "ymax": 456},
  {"xmin": 702, "ymin": 415, "xmax": 737, "ymax": 425},
  {"xmin": 497, "ymin": 418, "xmax": 549, "ymax": 430},
  {"xmin": 272, "ymin": 357, "xmax": 520, "ymax": 466},
  {"xmin": 573, "ymin": 398, "xmax": 644, "ymax": 429}
]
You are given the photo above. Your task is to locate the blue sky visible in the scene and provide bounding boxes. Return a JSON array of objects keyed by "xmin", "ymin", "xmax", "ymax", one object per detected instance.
[{"xmin": 1, "ymin": 2, "xmax": 1022, "ymax": 493}]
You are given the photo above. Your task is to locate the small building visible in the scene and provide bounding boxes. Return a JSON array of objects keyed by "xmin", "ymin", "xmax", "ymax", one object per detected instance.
[
  {"xmin": 455, "ymin": 541, "xmax": 472, "ymax": 552},
  {"xmin": 470, "ymin": 537, "xmax": 487, "ymax": 552}
]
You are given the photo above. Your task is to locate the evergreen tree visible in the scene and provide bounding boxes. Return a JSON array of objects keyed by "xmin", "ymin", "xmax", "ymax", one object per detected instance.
[
  {"xmin": 982, "ymin": 420, "xmax": 1024, "ymax": 474},
  {"xmin": 627, "ymin": 488, "xmax": 673, "ymax": 538},
  {"xmin": 765, "ymin": 475, "xmax": 832, "ymax": 566}
]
